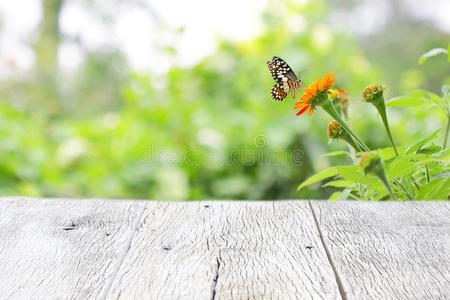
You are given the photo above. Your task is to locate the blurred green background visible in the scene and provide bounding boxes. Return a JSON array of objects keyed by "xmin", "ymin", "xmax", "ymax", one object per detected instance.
[{"xmin": 0, "ymin": 0, "xmax": 449, "ymax": 199}]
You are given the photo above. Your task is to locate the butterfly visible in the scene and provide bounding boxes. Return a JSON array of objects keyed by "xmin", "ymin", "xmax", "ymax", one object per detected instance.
[{"xmin": 266, "ymin": 56, "xmax": 303, "ymax": 101}]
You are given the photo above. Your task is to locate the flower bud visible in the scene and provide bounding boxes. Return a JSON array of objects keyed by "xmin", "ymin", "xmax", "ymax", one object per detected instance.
[
  {"xmin": 328, "ymin": 88, "xmax": 350, "ymax": 119},
  {"xmin": 362, "ymin": 84, "xmax": 384, "ymax": 103},
  {"xmin": 359, "ymin": 151, "xmax": 396, "ymax": 200},
  {"xmin": 359, "ymin": 151, "xmax": 381, "ymax": 175},
  {"xmin": 327, "ymin": 120, "xmax": 360, "ymax": 151},
  {"xmin": 362, "ymin": 84, "xmax": 398, "ymax": 155},
  {"xmin": 327, "ymin": 120, "xmax": 342, "ymax": 139}
]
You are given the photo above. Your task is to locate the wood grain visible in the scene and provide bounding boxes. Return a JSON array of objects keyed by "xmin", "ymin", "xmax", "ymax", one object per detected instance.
[
  {"xmin": 0, "ymin": 197, "xmax": 145, "ymax": 299},
  {"xmin": 106, "ymin": 201, "xmax": 341, "ymax": 300},
  {"xmin": 311, "ymin": 201, "xmax": 450, "ymax": 300},
  {"xmin": 1, "ymin": 198, "xmax": 448, "ymax": 300}
]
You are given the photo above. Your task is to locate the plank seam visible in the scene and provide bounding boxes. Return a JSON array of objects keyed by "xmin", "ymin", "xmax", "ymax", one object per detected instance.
[
  {"xmin": 210, "ymin": 255, "xmax": 221, "ymax": 300},
  {"xmin": 101, "ymin": 202, "xmax": 148, "ymax": 300},
  {"xmin": 308, "ymin": 201, "xmax": 348, "ymax": 300}
]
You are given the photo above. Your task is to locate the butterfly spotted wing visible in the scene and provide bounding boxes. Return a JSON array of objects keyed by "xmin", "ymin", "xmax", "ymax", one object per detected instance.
[
  {"xmin": 267, "ymin": 56, "xmax": 298, "ymax": 83},
  {"xmin": 267, "ymin": 56, "xmax": 300, "ymax": 101},
  {"xmin": 270, "ymin": 83, "xmax": 288, "ymax": 101}
]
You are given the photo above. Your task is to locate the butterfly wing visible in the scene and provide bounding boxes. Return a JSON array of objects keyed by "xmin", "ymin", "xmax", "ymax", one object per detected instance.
[
  {"xmin": 271, "ymin": 83, "xmax": 289, "ymax": 101},
  {"xmin": 267, "ymin": 56, "xmax": 298, "ymax": 83}
]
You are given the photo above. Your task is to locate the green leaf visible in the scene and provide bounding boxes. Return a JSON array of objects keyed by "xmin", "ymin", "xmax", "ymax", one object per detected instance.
[
  {"xmin": 386, "ymin": 96, "xmax": 426, "ymax": 107},
  {"xmin": 386, "ymin": 91, "xmax": 446, "ymax": 113},
  {"xmin": 417, "ymin": 158, "xmax": 441, "ymax": 168},
  {"xmin": 417, "ymin": 143, "xmax": 442, "ymax": 155},
  {"xmin": 415, "ymin": 89, "xmax": 447, "ymax": 112},
  {"xmin": 338, "ymin": 189, "xmax": 352, "ymax": 200},
  {"xmin": 417, "ymin": 177, "xmax": 450, "ymax": 200},
  {"xmin": 426, "ymin": 91, "xmax": 443, "ymax": 105},
  {"xmin": 297, "ymin": 167, "xmax": 338, "ymax": 191},
  {"xmin": 425, "ymin": 163, "xmax": 446, "ymax": 178},
  {"xmin": 436, "ymin": 148, "xmax": 450, "ymax": 161},
  {"xmin": 336, "ymin": 166, "xmax": 386, "ymax": 193},
  {"xmin": 387, "ymin": 157, "xmax": 417, "ymax": 179},
  {"xmin": 323, "ymin": 180, "xmax": 355, "ymax": 188},
  {"xmin": 378, "ymin": 146, "xmax": 406, "ymax": 160},
  {"xmin": 431, "ymin": 172, "xmax": 450, "ymax": 180},
  {"xmin": 418, "ymin": 48, "xmax": 448, "ymax": 66},
  {"xmin": 411, "ymin": 90, "xmax": 427, "ymax": 97},
  {"xmin": 337, "ymin": 166, "xmax": 367, "ymax": 181},
  {"xmin": 329, "ymin": 191, "xmax": 341, "ymax": 200},
  {"xmin": 321, "ymin": 151, "xmax": 349, "ymax": 157},
  {"xmin": 406, "ymin": 129, "xmax": 441, "ymax": 155}
]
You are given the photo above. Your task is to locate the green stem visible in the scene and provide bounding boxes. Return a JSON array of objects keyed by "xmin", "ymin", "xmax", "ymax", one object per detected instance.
[
  {"xmin": 321, "ymin": 100, "xmax": 371, "ymax": 152},
  {"xmin": 362, "ymin": 154, "xmax": 396, "ymax": 200},
  {"xmin": 425, "ymin": 165, "xmax": 430, "ymax": 183},
  {"xmin": 394, "ymin": 179, "xmax": 415, "ymax": 200},
  {"xmin": 341, "ymin": 134, "xmax": 364, "ymax": 152},
  {"xmin": 376, "ymin": 104, "xmax": 399, "ymax": 156},
  {"xmin": 443, "ymin": 115, "xmax": 449, "ymax": 149},
  {"xmin": 378, "ymin": 171, "xmax": 397, "ymax": 200},
  {"xmin": 411, "ymin": 177, "xmax": 421, "ymax": 191},
  {"xmin": 346, "ymin": 144, "xmax": 365, "ymax": 199}
]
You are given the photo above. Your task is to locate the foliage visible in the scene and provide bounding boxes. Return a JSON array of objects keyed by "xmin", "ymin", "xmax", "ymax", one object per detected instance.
[
  {"xmin": 418, "ymin": 47, "xmax": 449, "ymax": 66},
  {"xmin": 0, "ymin": 1, "xmax": 449, "ymax": 200},
  {"xmin": 297, "ymin": 48, "xmax": 450, "ymax": 200}
]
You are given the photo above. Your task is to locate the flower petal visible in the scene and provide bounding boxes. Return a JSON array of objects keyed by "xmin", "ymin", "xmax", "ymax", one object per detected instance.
[
  {"xmin": 297, "ymin": 72, "xmax": 337, "ymax": 111},
  {"xmin": 316, "ymin": 78, "xmax": 323, "ymax": 90},
  {"xmin": 296, "ymin": 105, "xmax": 309, "ymax": 116},
  {"xmin": 328, "ymin": 73, "xmax": 336, "ymax": 86},
  {"xmin": 339, "ymin": 88, "xmax": 348, "ymax": 95},
  {"xmin": 294, "ymin": 101, "xmax": 306, "ymax": 109}
]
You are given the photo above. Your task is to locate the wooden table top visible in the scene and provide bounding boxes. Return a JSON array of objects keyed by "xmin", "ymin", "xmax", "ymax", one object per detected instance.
[{"xmin": 0, "ymin": 197, "xmax": 448, "ymax": 299}]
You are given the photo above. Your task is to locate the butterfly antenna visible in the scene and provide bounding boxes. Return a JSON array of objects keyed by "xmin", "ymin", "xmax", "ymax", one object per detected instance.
[
  {"xmin": 298, "ymin": 68, "xmax": 307, "ymax": 79},
  {"xmin": 298, "ymin": 68, "xmax": 308, "ymax": 86}
]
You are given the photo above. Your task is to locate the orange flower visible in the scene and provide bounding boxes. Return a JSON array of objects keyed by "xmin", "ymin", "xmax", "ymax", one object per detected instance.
[
  {"xmin": 339, "ymin": 88, "xmax": 350, "ymax": 105},
  {"xmin": 338, "ymin": 88, "xmax": 347, "ymax": 94},
  {"xmin": 329, "ymin": 88, "xmax": 350, "ymax": 105},
  {"xmin": 295, "ymin": 73, "xmax": 335, "ymax": 116},
  {"xmin": 328, "ymin": 88, "xmax": 339, "ymax": 99}
]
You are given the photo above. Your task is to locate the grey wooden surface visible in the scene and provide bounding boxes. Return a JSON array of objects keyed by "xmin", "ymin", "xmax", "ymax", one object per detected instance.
[{"xmin": 0, "ymin": 197, "xmax": 448, "ymax": 300}]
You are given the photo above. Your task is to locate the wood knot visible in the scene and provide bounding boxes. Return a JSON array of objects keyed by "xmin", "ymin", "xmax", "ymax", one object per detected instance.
[{"xmin": 62, "ymin": 221, "xmax": 78, "ymax": 231}]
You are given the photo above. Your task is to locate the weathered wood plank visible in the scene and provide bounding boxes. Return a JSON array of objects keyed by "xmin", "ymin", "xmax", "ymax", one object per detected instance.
[
  {"xmin": 106, "ymin": 201, "xmax": 341, "ymax": 300},
  {"xmin": 0, "ymin": 197, "xmax": 145, "ymax": 299},
  {"xmin": 311, "ymin": 201, "xmax": 450, "ymax": 300},
  {"xmin": 2, "ymin": 198, "xmax": 447, "ymax": 299}
]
